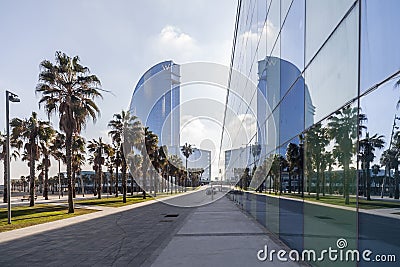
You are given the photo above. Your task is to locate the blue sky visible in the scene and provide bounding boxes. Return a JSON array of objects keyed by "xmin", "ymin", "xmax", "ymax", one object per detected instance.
[{"xmin": 0, "ymin": 0, "xmax": 237, "ymax": 181}]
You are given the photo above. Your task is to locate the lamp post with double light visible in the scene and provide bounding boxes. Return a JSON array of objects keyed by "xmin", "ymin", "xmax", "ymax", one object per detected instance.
[{"xmin": 5, "ymin": 90, "xmax": 20, "ymax": 224}]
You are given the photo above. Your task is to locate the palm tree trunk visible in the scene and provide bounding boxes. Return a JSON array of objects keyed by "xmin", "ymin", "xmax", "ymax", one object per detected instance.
[
  {"xmin": 115, "ymin": 165, "xmax": 119, "ymax": 197},
  {"xmin": 288, "ymin": 171, "xmax": 292, "ymax": 193},
  {"xmin": 66, "ymin": 134, "xmax": 74, "ymax": 213},
  {"xmin": 322, "ymin": 169, "xmax": 326, "ymax": 197},
  {"xmin": 29, "ymin": 141, "xmax": 36, "ymax": 207},
  {"xmin": 366, "ymin": 162, "xmax": 371, "ymax": 200},
  {"xmin": 316, "ymin": 166, "xmax": 320, "ymax": 200},
  {"xmin": 97, "ymin": 164, "xmax": 102, "ymax": 199},
  {"xmin": 122, "ymin": 162, "xmax": 127, "ymax": 203},
  {"xmin": 131, "ymin": 173, "xmax": 134, "ymax": 196},
  {"xmin": 3, "ymin": 152, "xmax": 7, "ymax": 203},
  {"xmin": 72, "ymin": 171, "xmax": 76, "ymax": 198},
  {"xmin": 395, "ymin": 166, "xmax": 399, "ymax": 199},
  {"xmin": 344, "ymin": 163, "xmax": 350, "ymax": 205},
  {"xmin": 44, "ymin": 156, "xmax": 49, "ymax": 200}
]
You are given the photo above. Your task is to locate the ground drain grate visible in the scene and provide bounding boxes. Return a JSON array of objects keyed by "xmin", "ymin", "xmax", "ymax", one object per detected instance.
[{"xmin": 164, "ymin": 214, "xmax": 179, "ymax": 218}]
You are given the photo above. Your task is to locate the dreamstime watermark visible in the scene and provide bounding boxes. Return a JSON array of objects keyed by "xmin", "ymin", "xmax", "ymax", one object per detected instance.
[{"xmin": 257, "ymin": 238, "xmax": 396, "ymax": 263}]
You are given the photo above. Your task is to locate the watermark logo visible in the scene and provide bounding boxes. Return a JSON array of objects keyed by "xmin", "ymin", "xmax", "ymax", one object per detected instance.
[{"xmin": 257, "ymin": 238, "xmax": 396, "ymax": 263}]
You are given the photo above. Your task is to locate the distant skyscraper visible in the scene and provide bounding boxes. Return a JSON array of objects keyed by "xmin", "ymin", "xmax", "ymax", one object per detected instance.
[{"xmin": 131, "ymin": 60, "xmax": 180, "ymax": 152}]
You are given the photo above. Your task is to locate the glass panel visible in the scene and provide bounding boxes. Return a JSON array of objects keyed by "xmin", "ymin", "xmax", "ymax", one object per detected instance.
[
  {"xmin": 281, "ymin": 0, "xmax": 305, "ymax": 77},
  {"xmin": 305, "ymin": 0, "xmax": 356, "ymax": 64},
  {"xmin": 304, "ymin": 4, "xmax": 358, "ymax": 127},
  {"xmin": 359, "ymin": 79, "xmax": 400, "ymax": 264},
  {"xmin": 303, "ymin": 104, "xmax": 358, "ymax": 267},
  {"xmin": 266, "ymin": 0, "xmax": 280, "ymax": 58},
  {"xmin": 278, "ymin": 137, "xmax": 304, "ymax": 251},
  {"xmin": 360, "ymin": 0, "xmax": 400, "ymax": 92},
  {"xmin": 279, "ymin": 76, "xmax": 305, "ymax": 145}
]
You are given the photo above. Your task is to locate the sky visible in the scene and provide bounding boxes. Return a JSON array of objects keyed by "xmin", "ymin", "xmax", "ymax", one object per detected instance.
[{"xmin": 0, "ymin": 0, "xmax": 237, "ymax": 182}]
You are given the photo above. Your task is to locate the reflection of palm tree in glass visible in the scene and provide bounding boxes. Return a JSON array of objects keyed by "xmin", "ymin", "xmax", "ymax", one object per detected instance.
[
  {"xmin": 359, "ymin": 133, "xmax": 385, "ymax": 200},
  {"xmin": 327, "ymin": 106, "xmax": 358, "ymax": 205},
  {"xmin": 371, "ymin": 164, "xmax": 380, "ymax": 195},
  {"xmin": 380, "ymin": 149, "xmax": 396, "ymax": 198},
  {"xmin": 305, "ymin": 123, "xmax": 329, "ymax": 200},
  {"xmin": 286, "ymin": 143, "xmax": 299, "ymax": 194},
  {"xmin": 390, "ymin": 132, "xmax": 400, "ymax": 199},
  {"xmin": 270, "ymin": 155, "xmax": 281, "ymax": 194}
]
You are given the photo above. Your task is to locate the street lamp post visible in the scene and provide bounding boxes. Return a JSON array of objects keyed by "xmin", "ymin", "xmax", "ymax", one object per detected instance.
[{"xmin": 5, "ymin": 90, "xmax": 20, "ymax": 224}]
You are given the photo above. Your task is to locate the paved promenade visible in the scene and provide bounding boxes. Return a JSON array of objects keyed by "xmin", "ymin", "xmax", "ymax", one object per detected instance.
[{"xmin": 0, "ymin": 190, "xmax": 302, "ymax": 266}]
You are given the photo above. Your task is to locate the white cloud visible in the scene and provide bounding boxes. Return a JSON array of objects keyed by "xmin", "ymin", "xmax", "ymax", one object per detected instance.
[
  {"xmin": 152, "ymin": 25, "xmax": 200, "ymax": 62},
  {"xmin": 238, "ymin": 19, "xmax": 279, "ymax": 57}
]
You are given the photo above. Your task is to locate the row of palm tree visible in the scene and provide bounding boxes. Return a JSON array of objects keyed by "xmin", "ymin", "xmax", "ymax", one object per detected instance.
[
  {"xmin": 2, "ymin": 51, "xmax": 205, "ymax": 212},
  {"xmin": 236, "ymin": 105, "xmax": 390, "ymax": 205}
]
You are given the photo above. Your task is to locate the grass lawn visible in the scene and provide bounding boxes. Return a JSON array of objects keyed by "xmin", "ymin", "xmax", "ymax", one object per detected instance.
[
  {"xmin": 261, "ymin": 192, "xmax": 400, "ymax": 210},
  {"xmin": 75, "ymin": 191, "xmax": 189, "ymax": 207},
  {"xmin": 0, "ymin": 204, "xmax": 97, "ymax": 233},
  {"xmin": 75, "ymin": 195, "xmax": 155, "ymax": 207}
]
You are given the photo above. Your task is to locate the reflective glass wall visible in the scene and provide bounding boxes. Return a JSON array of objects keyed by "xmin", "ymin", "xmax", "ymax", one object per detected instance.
[{"xmin": 224, "ymin": 0, "xmax": 400, "ymax": 266}]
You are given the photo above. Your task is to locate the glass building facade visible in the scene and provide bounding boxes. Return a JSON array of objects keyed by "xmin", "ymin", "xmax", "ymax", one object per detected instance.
[
  {"xmin": 224, "ymin": 0, "xmax": 400, "ymax": 266},
  {"xmin": 131, "ymin": 60, "xmax": 180, "ymax": 153}
]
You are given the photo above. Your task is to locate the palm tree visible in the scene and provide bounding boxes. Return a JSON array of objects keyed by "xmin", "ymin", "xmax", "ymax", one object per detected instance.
[
  {"xmin": 88, "ymin": 138, "xmax": 113, "ymax": 199},
  {"xmin": 327, "ymin": 106, "xmax": 358, "ymax": 205},
  {"xmin": 127, "ymin": 154, "xmax": 142, "ymax": 195},
  {"xmin": 140, "ymin": 127, "xmax": 159, "ymax": 198},
  {"xmin": 11, "ymin": 112, "xmax": 52, "ymax": 206},
  {"xmin": 286, "ymin": 143, "xmax": 300, "ymax": 194},
  {"xmin": 72, "ymin": 134, "xmax": 86, "ymax": 197},
  {"xmin": 168, "ymin": 154, "xmax": 184, "ymax": 194},
  {"xmin": 390, "ymin": 132, "xmax": 400, "ymax": 199},
  {"xmin": 305, "ymin": 123, "xmax": 329, "ymax": 200},
  {"xmin": 145, "ymin": 129, "xmax": 159, "ymax": 195},
  {"xmin": 181, "ymin": 143, "xmax": 193, "ymax": 190},
  {"xmin": 0, "ymin": 132, "xmax": 20, "ymax": 202},
  {"xmin": 359, "ymin": 133, "xmax": 385, "ymax": 200},
  {"xmin": 38, "ymin": 124, "xmax": 56, "ymax": 200},
  {"xmin": 108, "ymin": 110, "xmax": 142, "ymax": 202},
  {"xmin": 36, "ymin": 51, "xmax": 102, "ymax": 213},
  {"xmin": 49, "ymin": 132, "xmax": 65, "ymax": 198},
  {"xmin": 380, "ymin": 149, "xmax": 395, "ymax": 198}
]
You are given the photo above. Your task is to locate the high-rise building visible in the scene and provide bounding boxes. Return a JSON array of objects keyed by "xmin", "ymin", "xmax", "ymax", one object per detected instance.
[{"xmin": 131, "ymin": 60, "xmax": 180, "ymax": 152}]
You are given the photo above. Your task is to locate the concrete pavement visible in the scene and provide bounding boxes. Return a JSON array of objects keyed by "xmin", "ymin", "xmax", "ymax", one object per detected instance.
[
  {"xmin": 150, "ymin": 195, "xmax": 303, "ymax": 267},
  {"xmin": 0, "ymin": 190, "xmax": 305, "ymax": 266}
]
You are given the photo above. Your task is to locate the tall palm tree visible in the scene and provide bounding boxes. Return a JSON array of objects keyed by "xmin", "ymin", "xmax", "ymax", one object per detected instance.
[
  {"xmin": 49, "ymin": 132, "xmax": 65, "ymax": 197},
  {"xmin": 181, "ymin": 143, "xmax": 193, "ymax": 190},
  {"xmin": 144, "ymin": 128, "xmax": 159, "ymax": 195},
  {"xmin": 38, "ymin": 125, "xmax": 56, "ymax": 200},
  {"xmin": 359, "ymin": 133, "xmax": 385, "ymax": 200},
  {"xmin": 168, "ymin": 154, "xmax": 184, "ymax": 194},
  {"xmin": 305, "ymin": 123, "xmax": 329, "ymax": 200},
  {"xmin": 108, "ymin": 110, "xmax": 142, "ymax": 202},
  {"xmin": 36, "ymin": 51, "xmax": 102, "ymax": 213},
  {"xmin": 88, "ymin": 138, "xmax": 113, "ymax": 199},
  {"xmin": 286, "ymin": 143, "xmax": 300, "ymax": 194},
  {"xmin": 327, "ymin": 106, "xmax": 358, "ymax": 204},
  {"xmin": 72, "ymin": 134, "xmax": 86, "ymax": 197},
  {"xmin": 10, "ymin": 112, "xmax": 52, "ymax": 206},
  {"xmin": 380, "ymin": 149, "xmax": 395, "ymax": 198},
  {"xmin": 127, "ymin": 154, "xmax": 142, "ymax": 195},
  {"xmin": 390, "ymin": 131, "xmax": 400, "ymax": 199}
]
